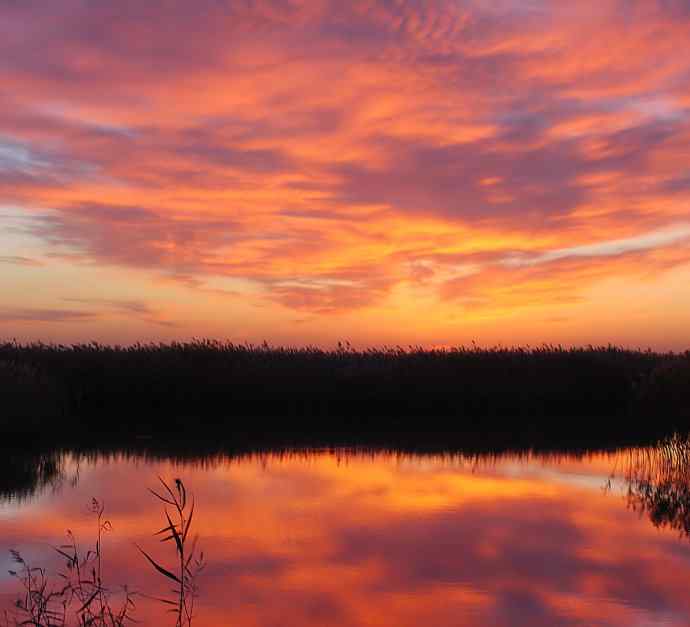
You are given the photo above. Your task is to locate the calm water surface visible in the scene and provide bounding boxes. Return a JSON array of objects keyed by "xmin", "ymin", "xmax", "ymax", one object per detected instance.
[{"xmin": 2, "ymin": 443, "xmax": 690, "ymax": 626}]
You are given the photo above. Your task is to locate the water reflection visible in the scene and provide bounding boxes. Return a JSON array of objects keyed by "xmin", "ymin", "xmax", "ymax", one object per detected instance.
[
  {"xmin": 625, "ymin": 435, "xmax": 690, "ymax": 537},
  {"xmin": 2, "ymin": 438, "xmax": 690, "ymax": 626},
  {"xmin": 0, "ymin": 451, "xmax": 69, "ymax": 503}
]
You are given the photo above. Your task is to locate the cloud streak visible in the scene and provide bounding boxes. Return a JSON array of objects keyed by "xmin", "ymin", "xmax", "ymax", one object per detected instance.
[
  {"xmin": 62, "ymin": 298, "xmax": 177, "ymax": 327},
  {"xmin": 0, "ymin": 255, "xmax": 43, "ymax": 267},
  {"xmin": 0, "ymin": 308, "xmax": 98, "ymax": 323},
  {"xmin": 503, "ymin": 224, "xmax": 690, "ymax": 267}
]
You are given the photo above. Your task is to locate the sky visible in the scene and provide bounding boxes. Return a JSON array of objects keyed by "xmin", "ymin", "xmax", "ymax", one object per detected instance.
[{"xmin": 1, "ymin": 0, "xmax": 689, "ymax": 349}]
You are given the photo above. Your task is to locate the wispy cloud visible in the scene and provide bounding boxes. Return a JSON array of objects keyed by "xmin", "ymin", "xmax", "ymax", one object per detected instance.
[
  {"xmin": 502, "ymin": 224, "xmax": 690, "ymax": 267},
  {"xmin": 0, "ymin": 308, "xmax": 98, "ymax": 323},
  {"xmin": 62, "ymin": 298, "xmax": 177, "ymax": 327},
  {"xmin": 0, "ymin": 255, "xmax": 44, "ymax": 267}
]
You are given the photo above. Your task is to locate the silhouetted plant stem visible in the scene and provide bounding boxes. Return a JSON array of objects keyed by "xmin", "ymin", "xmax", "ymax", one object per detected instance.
[
  {"xmin": 137, "ymin": 478, "xmax": 204, "ymax": 627},
  {"xmin": 5, "ymin": 478, "xmax": 203, "ymax": 627}
]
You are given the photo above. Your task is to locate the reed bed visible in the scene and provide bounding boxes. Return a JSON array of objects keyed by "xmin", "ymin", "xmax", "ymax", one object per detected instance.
[{"xmin": 0, "ymin": 341, "xmax": 688, "ymax": 436}]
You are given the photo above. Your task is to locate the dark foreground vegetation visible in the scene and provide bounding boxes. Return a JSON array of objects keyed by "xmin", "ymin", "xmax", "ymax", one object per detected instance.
[
  {"xmin": 3, "ymin": 478, "xmax": 203, "ymax": 627},
  {"xmin": 1, "ymin": 340, "xmax": 689, "ymax": 438}
]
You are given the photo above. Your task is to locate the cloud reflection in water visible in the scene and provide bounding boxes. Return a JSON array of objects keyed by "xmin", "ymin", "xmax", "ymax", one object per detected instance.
[{"xmin": 1, "ymin": 445, "xmax": 690, "ymax": 626}]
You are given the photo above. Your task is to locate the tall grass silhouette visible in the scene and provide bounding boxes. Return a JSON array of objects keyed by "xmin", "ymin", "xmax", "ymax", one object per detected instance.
[
  {"xmin": 138, "ymin": 478, "xmax": 205, "ymax": 627},
  {"xmin": 1, "ymin": 341, "xmax": 689, "ymax": 438},
  {"xmin": 4, "ymin": 479, "xmax": 202, "ymax": 627}
]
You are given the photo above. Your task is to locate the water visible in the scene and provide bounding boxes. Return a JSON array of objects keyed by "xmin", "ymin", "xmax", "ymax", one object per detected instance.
[{"xmin": 1, "ymin": 442, "xmax": 690, "ymax": 626}]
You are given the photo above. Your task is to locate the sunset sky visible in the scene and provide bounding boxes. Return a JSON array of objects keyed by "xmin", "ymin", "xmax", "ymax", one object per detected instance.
[{"xmin": 1, "ymin": 0, "xmax": 689, "ymax": 348}]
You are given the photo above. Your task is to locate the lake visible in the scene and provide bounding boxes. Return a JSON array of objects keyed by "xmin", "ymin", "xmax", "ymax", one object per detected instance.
[{"xmin": 2, "ymin": 439, "xmax": 689, "ymax": 626}]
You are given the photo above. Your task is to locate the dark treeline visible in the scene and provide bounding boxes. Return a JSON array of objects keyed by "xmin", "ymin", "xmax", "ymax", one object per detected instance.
[{"xmin": 1, "ymin": 340, "xmax": 689, "ymax": 437}]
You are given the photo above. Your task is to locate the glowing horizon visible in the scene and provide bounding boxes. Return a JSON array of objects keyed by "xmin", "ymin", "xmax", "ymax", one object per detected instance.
[{"xmin": 1, "ymin": 1, "xmax": 690, "ymax": 349}]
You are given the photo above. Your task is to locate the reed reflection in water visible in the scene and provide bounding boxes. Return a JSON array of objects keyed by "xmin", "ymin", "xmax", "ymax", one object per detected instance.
[
  {"xmin": 2, "ymin": 440, "xmax": 690, "ymax": 626},
  {"xmin": 625, "ymin": 435, "xmax": 690, "ymax": 538}
]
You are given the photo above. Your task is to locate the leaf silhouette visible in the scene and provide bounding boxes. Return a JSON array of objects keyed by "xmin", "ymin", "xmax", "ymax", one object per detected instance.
[{"xmin": 136, "ymin": 545, "xmax": 181, "ymax": 584}]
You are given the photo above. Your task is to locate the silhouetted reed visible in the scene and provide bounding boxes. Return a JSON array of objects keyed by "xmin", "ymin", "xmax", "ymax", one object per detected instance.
[
  {"xmin": 5, "ymin": 500, "xmax": 135, "ymax": 626},
  {"xmin": 138, "ymin": 478, "xmax": 205, "ymax": 627},
  {"xmin": 1, "ymin": 341, "xmax": 688, "ymax": 438},
  {"xmin": 4, "ymin": 479, "xmax": 202, "ymax": 627}
]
